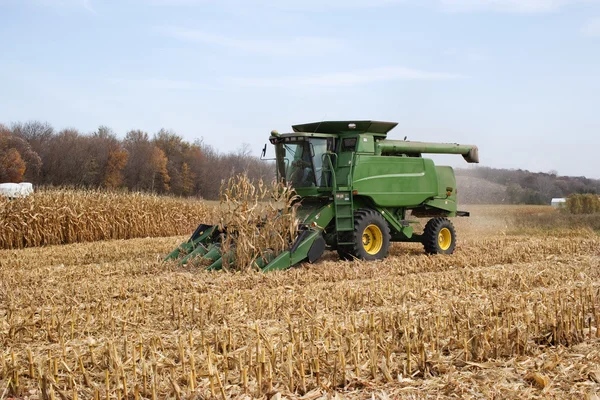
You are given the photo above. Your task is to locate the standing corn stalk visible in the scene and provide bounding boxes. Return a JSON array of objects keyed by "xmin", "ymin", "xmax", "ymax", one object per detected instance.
[
  {"xmin": 0, "ymin": 189, "xmax": 213, "ymax": 249},
  {"xmin": 218, "ymin": 174, "xmax": 299, "ymax": 271}
]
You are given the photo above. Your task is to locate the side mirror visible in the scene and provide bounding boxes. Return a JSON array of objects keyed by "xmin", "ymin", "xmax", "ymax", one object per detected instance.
[{"xmin": 260, "ymin": 144, "xmax": 267, "ymax": 159}]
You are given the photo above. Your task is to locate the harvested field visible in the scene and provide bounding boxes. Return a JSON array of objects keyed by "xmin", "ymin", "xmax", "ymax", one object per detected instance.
[{"xmin": 1, "ymin": 205, "xmax": 600, "ymax": 399}]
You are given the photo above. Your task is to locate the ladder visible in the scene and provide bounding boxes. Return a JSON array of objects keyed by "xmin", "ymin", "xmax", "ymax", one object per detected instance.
[
  {"xmin": 333, "ymin": 152, "xmax": 356, "ymax": 246},
  {"xmin": 334, "ymin": 189, "xmax": 355, "ymax": 246}
]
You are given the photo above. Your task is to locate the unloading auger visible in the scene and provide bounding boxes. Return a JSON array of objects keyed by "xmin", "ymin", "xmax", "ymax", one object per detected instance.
[{"xmin": 166, "ymin": 120, "xmax": 479, "ymax": 271}]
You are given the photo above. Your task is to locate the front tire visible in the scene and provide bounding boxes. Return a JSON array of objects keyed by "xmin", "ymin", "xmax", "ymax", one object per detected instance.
[
  {"xmin": 422, "ymin": 217, "xmax": 456, "ymax": 255},
  {"xmin": 337, "ymin": 209, "xmax": 391, "ymax": 260}
]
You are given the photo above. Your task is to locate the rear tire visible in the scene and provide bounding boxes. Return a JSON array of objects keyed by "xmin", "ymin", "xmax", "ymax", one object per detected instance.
[
  {"xmin": 337, "ymin": 209, "xmax": 391, "ymax": 261},
  {"xmin": 422, "ymin": 217, "xmax": 456, "ymax": 254}
]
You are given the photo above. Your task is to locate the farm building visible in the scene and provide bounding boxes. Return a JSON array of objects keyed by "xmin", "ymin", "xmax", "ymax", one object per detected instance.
[{"xmin": 551, "ymin": 197, "xmax": 566, "ymax": 208}]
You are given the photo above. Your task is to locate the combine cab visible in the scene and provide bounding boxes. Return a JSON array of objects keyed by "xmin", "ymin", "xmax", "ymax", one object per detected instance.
[{"xmin": 166, "ymin": 120, "xmax": 479, "ymax": 271}]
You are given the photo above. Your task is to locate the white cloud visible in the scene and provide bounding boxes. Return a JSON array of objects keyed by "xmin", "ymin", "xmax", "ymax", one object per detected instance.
[
  {"xmin": 163, "ymin": 27, "xmax": 347, "ymax": 56},
  {"xmin": 581, "ymin": 17, "xmax": 600, "ymax": 36},
  {"xmin": 225, "ymin": 66, "xmax": 463, "ymax": 89},
  {"xmin": 438, "ymin": 0, "xmax": 597, "ymax": 13}
]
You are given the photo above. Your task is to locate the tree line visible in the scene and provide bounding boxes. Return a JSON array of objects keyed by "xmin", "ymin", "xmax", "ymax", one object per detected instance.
[
  {"xmin": 456, "ymin": 166, "xmax": 600, "ymax": 205},
  {"xmin": 4, "ymin": 122, "xmax": 598, "ymax": 204},
  {"xmin": 0, "ymin": 121, "xmax": 273, "ymax": 199}
]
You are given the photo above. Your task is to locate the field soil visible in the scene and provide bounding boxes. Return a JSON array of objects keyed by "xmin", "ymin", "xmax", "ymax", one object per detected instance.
[{"xmin": 1, "ymin": 205, "xmax": 600, "ymax": 399}]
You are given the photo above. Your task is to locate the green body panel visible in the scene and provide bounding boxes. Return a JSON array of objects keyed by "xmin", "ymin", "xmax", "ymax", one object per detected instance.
[
  {"xmin": 356, "ymin": 135, "xmax": 376, "ymax": 153},
  {"xmin": 296, "ymin": 199, "xmax": 336, "ymax": 228},
  {"xmin": 352, "ymin": 155, "xmax": 439, "ymax": 207},
  {"xmin": 433, "ymin": 166, "xmax": 458, "ymax": 214},
  {"xmin": 372, "ymin": 205, "xmax": 414, "ymax": 239}
]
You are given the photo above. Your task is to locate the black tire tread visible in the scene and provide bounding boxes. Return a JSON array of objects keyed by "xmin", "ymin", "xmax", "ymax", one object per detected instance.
[
  {"xmin": 422, "ymin": 217, "xmax": 456, "ymax": 255},
  {"xmin": 337, "ymin": 208, "xmax": 391, "ymax": 260}
]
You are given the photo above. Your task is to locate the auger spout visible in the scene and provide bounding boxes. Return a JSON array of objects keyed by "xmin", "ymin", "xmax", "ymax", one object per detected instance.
[{"xmin": 377, "ymin": 141, "xmax": 479, "ymax": 163}]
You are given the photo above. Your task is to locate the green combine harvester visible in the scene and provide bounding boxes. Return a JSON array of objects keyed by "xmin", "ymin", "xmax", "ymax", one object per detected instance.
[{"xmin": 166, "ymin": 121, "xmax": 479, "ymax": 271}]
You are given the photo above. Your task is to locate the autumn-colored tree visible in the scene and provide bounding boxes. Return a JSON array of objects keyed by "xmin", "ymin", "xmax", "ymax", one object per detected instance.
[
  {"xmin": 0, "ymin": 125, "xmax": 42, "ymax": 181},
  {"xmin": 10, "ymin": 121, "xmax": 51, "ymax": 181},
  {"xmin": 41, "ymin": 128, "xmax": 88, "ymax": 186},
  {"xmin": 103, "ymin": 149, "xmax": 129, "ymax": 189},
  {"xmin": 0, "ymin": 148, "xmax": 27, "ymax": 182},
  {"xmin": 84, "ymin": 126, "xmax": 122, "ymax": 187},
  {"xmin": 196, "ymin": 143, "xmax": 224, "ymax": 199},
  {"xmin": 180, "ymin": 162, "xmax": 194, "ymax": 196},
  {"xmin": 150, "ymin": 147, "xmax": 170, "ymax": 192},
  {"xmin": 123, "ymin": 130, "xmax": 161, "ymax": 191},
  {"xmin": 3, "ymin": 120, "xmax": 280, "ymax": 198},
  {"xmin": 183, "ymin": 142, "xmax": 204, "ymax": 195},
  {"xmin": 153, "ymin": 129, "xmax": 188, "ymax": 194}
]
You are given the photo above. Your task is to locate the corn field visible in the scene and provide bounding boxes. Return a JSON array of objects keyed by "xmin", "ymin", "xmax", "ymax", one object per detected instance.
[
  {"xmin": 566, "ymin": 194, "xmax": 600, "ymax": 215},
  {"xmin": 0, "ymin": 190, "xmax": 215, "ymax": 249},
  {"xmin": 1, "ymin": 203, "xmax": 600, "ymax": 398}
]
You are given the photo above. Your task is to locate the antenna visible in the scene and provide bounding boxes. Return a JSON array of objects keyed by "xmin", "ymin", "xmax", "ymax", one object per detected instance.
[{"xmin": 312, "ymin": 114, "xmax": 328, "ymax": 134}]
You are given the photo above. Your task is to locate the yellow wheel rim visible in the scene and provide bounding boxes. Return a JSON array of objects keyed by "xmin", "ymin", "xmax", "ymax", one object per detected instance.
[
  {"xmin": 438, "ymin": 227, "xmax": 452, "ymax": 251},
  {"xmin": 362, "ymin": 224, "xmax": 383, "ymax": 255}
]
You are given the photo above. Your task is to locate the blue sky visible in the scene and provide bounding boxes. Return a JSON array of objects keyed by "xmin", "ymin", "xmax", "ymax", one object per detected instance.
[{"xmin": 1, "ymin": 0, "xmax": 599, "ymax": 177}]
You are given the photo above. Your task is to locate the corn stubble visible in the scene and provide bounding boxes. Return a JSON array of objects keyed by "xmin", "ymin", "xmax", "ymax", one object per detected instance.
[
  {"xmin": 2, "ymin": 205, "xmax": 600, "ymax": 398},
  {"xmin": 0, "ymin": 189, "xmax": 214, "ymax": 249}
]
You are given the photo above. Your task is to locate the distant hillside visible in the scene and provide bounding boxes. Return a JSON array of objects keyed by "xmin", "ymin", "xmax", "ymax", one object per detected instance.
[
  {"xmin": 456, "ymin": 176, "xmax": 507, "ymax": 204},
  {"xmin": 455, "ymin": 166, "xmax": 600, "ymax": 205}
]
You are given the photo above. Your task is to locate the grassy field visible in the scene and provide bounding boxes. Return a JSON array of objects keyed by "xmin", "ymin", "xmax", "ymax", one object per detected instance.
[{"xmin": 1, "ymin": 204, "xmax": 600, "ymax": 399}]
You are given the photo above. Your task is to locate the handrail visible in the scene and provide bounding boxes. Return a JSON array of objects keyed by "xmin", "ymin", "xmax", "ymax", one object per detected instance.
[
  {"xmin": 348, "ymin": 152, "xmax": 356, "ymax": 188},
  {"xmin": 325, "ymin": 152, "xmax": 337, "ymax": 190}
]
